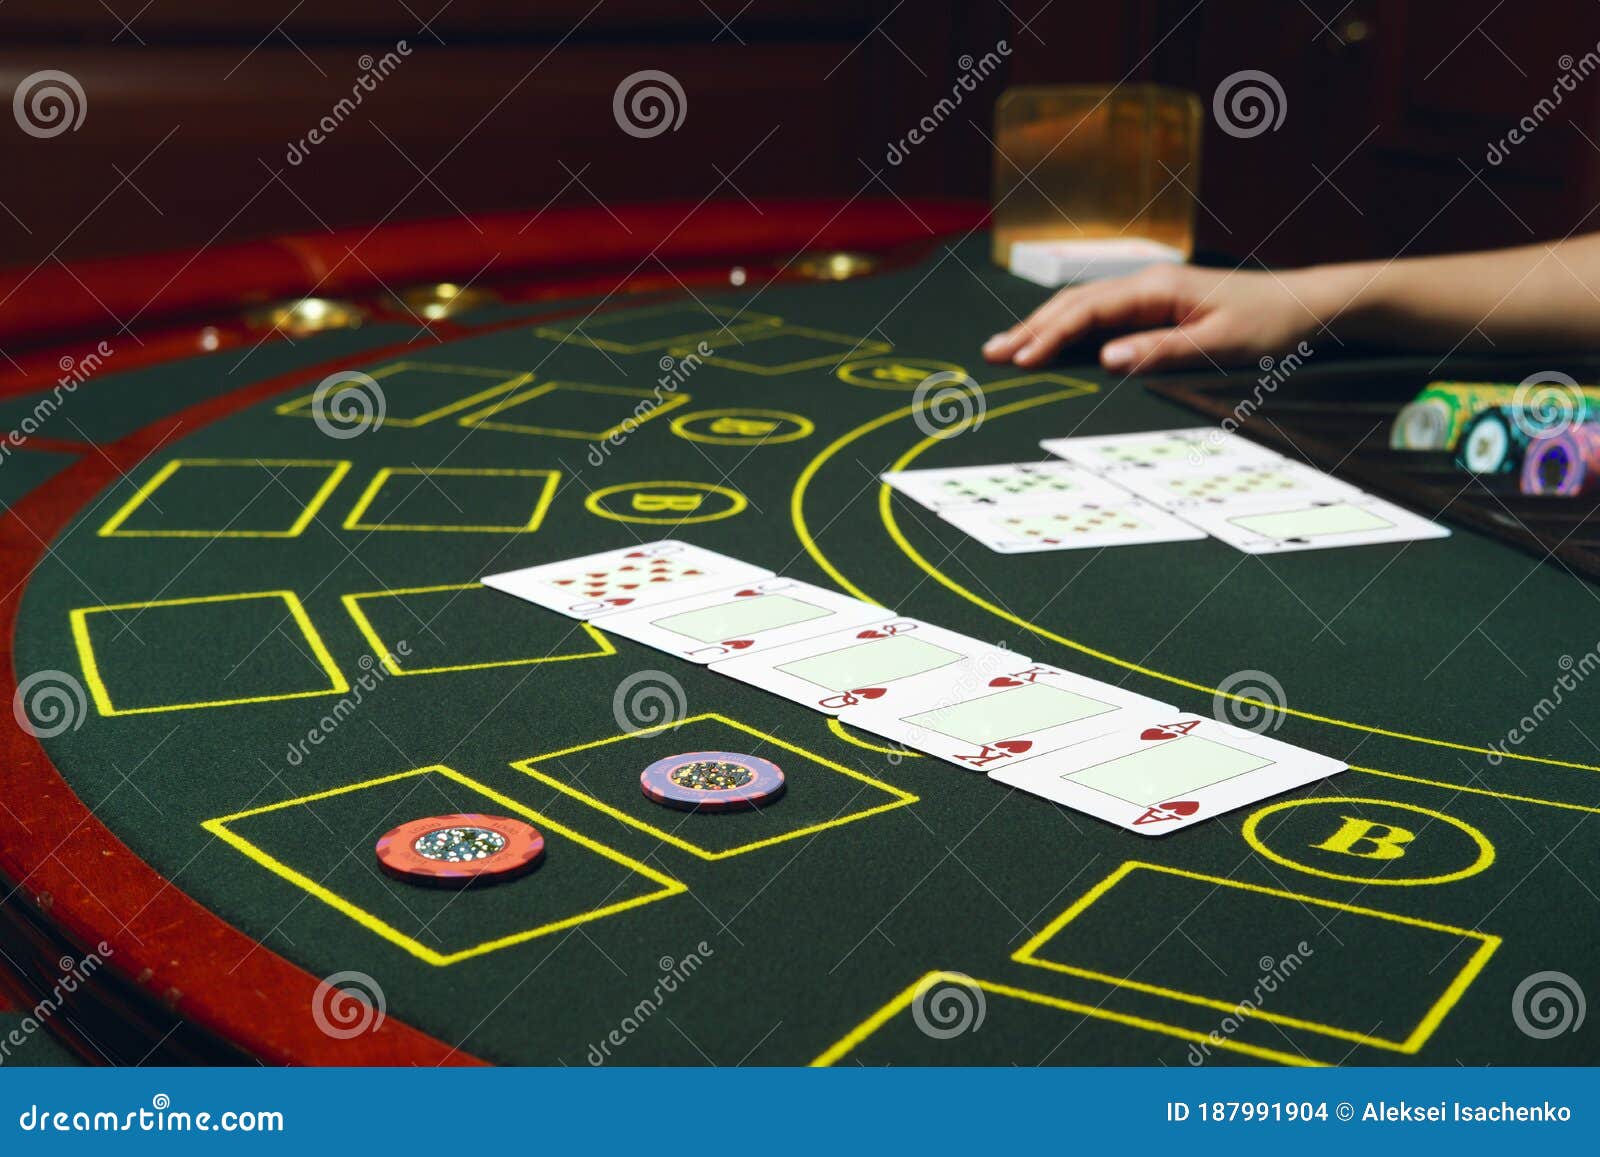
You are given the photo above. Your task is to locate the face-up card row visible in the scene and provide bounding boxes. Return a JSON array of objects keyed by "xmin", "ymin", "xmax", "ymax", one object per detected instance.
[
  {"xmin": 882, "ymin": 428, "xmax": 1449, "ymax": 555},
  {"xmin": 482, "ymin": 540, "xmax": 1346, "ymax": 834}
]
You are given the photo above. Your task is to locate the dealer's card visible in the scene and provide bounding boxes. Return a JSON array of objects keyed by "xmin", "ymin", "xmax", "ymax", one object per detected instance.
[
  {"xmin": 481, "ymin": 540, "xmax": 774, "ymax": 619},
  {"xmin": 940, "ymin": 497, "xmax": 1207, "ymax": 553},
  {"xmin": 841, "ymin": 660, "xmax": 1173, "ymax": 770},
  {"xmin": 881, "ymin": 461, "xmax": 1124, "ymax": 511},
  {"xmin": 1040, "ymin": 428, "xmax": 1285, "ymax": 474},
  {"xmin": 1112, "ymin": 459, "xmax": 1363, "ymax": 511},
  {"xmin": 597, "ymin": 578, "xmax": 888, "ymax": 663},
  {"xmin": 988, "ymin": 713, "xmax": 1345, "ymax": 836},
  {"xmin": 1179, "ymin": 495, "xmax": 1450, "ymax": 554},
  {"xmin": 711, "ymin": 617, "xmax": 1028, "ymax": 715}
]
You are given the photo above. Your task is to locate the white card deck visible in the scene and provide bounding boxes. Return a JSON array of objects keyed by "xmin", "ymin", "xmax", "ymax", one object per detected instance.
[
  {"xmin": 711, "ymin": 617, "xmax": 1028, "ymax": 715},
  {"xmin": 1111, "ymin": 459, "xmax": 1363, "ymax": 511},
  {"xmin": 940, "ymin": 497, "xmax": 1208, "ymax": 553},
  {"xmin": 881, "ymin": 461, "xmax": 1125, "ymax": 511},
  {"xmin": 988, "ymin": 713, "xmax": 1345, "ymax": 836},
  {"xmin": 481, "ymin": 540, "xmax": 774, "ymax": 620},
  {"xmin": 841, "ymin": 660, "xmax": 1173, "ymax": 770},
  {"xmin": 596, "ymin": 578, "xmax": 888, "ymax": 663},
  {"xmin": 1040, "ymin": 428, "xmax": 1285, "ymax": 474},
  {"xmin": 1178, "ymin": 495, "xmax": 1450, "ymax": 554}
]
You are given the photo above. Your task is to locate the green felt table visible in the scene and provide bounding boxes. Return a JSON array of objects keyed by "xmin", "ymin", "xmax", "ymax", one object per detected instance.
[{"xmin": 4, "ymin": 218, "xmax": 1598, "ymax": 1068}]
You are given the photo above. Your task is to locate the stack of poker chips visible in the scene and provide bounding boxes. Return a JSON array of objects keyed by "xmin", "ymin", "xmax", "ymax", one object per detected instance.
[{"xmin": 1390, "ymin": 381, "xmax": 1600, "ymax": 457}]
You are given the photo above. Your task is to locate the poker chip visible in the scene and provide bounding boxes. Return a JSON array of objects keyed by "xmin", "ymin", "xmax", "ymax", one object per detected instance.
[
  {"xmin": 1390, "ymin": 397, "xmax": 1454, "ymax": 451},
  {"xmin": 375, "ymin": 813, "xmax": 545, "ymax": 885},
  {"xmin": 1456, "ymin": 407, "xmax": 1529, "ymax": 475},
  {"xmin": 640, "ymin": 751, "xmax": 786, "ymax": 812},
  {"xmin": 1521, "ymin": 426, "xmax": 1600, "ymax": 497}
]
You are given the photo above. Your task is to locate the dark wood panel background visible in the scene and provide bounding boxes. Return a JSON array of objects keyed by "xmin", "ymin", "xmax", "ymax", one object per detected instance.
[{"xmin": 1, "ymin": 0, "xmax": 1596, "ymax": 269}]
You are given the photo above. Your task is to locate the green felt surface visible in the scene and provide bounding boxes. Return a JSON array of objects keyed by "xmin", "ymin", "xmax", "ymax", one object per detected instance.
[
  {"xmin": 11, "ymin": 236, "xmax": 1600, "ymax": 1066},
  {"xmin": 0, "ymin": 1014, "xmax": 84, "ymax": 1067}
]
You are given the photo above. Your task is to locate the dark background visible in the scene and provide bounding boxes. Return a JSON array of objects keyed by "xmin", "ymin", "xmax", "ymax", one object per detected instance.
[{"xmin": 1, "ymin": 0, "xmax": 1597, "ymax": 268}]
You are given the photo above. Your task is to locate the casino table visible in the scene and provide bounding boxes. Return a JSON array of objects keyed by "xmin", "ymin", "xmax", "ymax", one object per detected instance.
[{"xmin": 2, "ymin": 198, "xmax": 1597, "ymax": 1068}]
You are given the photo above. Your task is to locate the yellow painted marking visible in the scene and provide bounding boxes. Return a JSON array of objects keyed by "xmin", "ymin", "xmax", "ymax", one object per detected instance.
[
  {"xmin": 533, "ymin": 303, "xmax": 782, "ymax": 354},
  {"xmin": 1242, "ymin": 797, "xmax": 1494, "ymax": 887},
  {"xmin": 670, "ymin": 407, "xmax": 815, "ymax": 446},
  {"xmin": 341, "ymin": 582, "xmax": 616, "ymax": 676},
  {"xmin": 340, "ymin": 466, "xmax": 560, "ymax": 533},
  {"xmin": 584, "ymin": 480, "xmax": 747, "ymax": 526},
  {"xmin": 71, "ymin": 590, "xmax": 348, "ymax": 716},
  {"xmin": 826, "ymin": 715, "xmax": 924, "ymax": 758},
  {"xmin": 275, "ymin": 362, "xmax": 527, "ymax": 427},
  {"xmin": 456, "ymin": 379, "xmax": 690, "ymax": 440},
  {"xmin": 203, "ymin": 765, "xmax": 685, "ymax": 966},
  {"xmin": 810, "ymin": 971, "xmax": 1321, "ymax": 1068},
  {"xmin": 788, "ymin": 384, "xmax": 1600, "ymax": 777},
  {"xmin": 510, "ymin": 712, "xmax": 918, "ymax": 861},
  {"xmin": 1012, "ymin": 860, "xmax": 1500, "ymax": 1054},
  {"xmin": 684, "ymin": 324, "xmax": 891, "ymax": 376},
  {"xmin": 97, "ymin": 458, "xmax": 351, "ymax": 538},
  {"xmin": 835, "ymin": 357, "xmax": 968, "ymax": 389},
  {"xmin": 1351, "ymin": 764, "xmax": 1600, "ymax": 815}
]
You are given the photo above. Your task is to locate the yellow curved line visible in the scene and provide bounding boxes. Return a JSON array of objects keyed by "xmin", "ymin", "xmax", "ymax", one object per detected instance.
[
  {"xmin": 792, "ymin": 387, "xmax": 1600, "ymax": 775},
  {"xmin": 826, "ymin": 715, "xmax": 924, "ymax": 758}
]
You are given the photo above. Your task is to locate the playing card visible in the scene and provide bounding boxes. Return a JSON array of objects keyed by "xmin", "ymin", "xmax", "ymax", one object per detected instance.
[
  {"xmin": 988, "ymin": 713, "xmax": 1345, "ymax": 836},
  {"xmin": 1111, "ymin": 459, "xmax": 1363, "ymax": 511},
  {"xmin": 1040, "ymin": 428, "xmax": 1285, "ymax": 474},
  {"xmin": 940, "ymin": 497, "xmax": 1208, "ymax": 553},
  {"xmin": 711, "ymin": 617, "xmax": 1029, "ymax": 715},
  {"xmin": 481, "ymin": 540, "xmax": 774, "ymax": 619},
  {"xmin": 840, "ymin": 660, "xmax": 1173, "ymax": 770},
  {"xmin": 596, "ymin": 578, "xmax": 888, "ymax": 663},
  {"xmin": 881, "ymin": 461, "xmax": 1125, "ymax": 511},
  {"xmin": 1178, "ymin": 494, "xmax": 1450, "ymax": 554}
]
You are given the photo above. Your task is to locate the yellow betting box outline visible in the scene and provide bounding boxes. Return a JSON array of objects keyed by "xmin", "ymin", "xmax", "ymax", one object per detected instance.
[
  {"xmin": 456, "ymin": 380, "xmax": 691, "ymax": 440},
  {"xmin": 71, "ymin": 590, "xmax": 349, "ymax": 716},
  {"xmin": 341, "ymin": 467, "xmax": 560, "ymax": 533},
  {"xmin": 533, "ymin": 303, "xmax": 784, "ymax": 354},
  {"xmin": 96, "ymin": 458, "xmax": 351, "ymax": 539},
  {"xmin": 202, "ymin": 764, "xmax": 685, "ymax": 966},
  {"xmin": 1012, "ymin": 860, "xmax": 1500, "ymax": 1055},
  {"xmin": 810, "ymin": 971, "xmax": 1320, "ymax": 1067},
  {"xmin": 676, "ymin": 325, "xmax": 892, "ymax": 376},
  {"xmin": 341, "ymin": 582, "xmax": 616, "ymax": 675},
  {"xmin": 511, "ymin": 712, "xmax": 918, "ymax": 861},
  {"xmin": 274, "ymin": 362, "xmax": 528, "ymax": 427}
]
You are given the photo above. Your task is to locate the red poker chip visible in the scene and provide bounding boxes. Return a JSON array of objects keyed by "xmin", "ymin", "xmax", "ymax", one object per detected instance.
[
  {"xmin": 375, "ymin": 813, "xmax": 545, "ymax": 886},
  {"xmin": 640, "ymin": 751, "xmax": 786, "ymax": 812}
]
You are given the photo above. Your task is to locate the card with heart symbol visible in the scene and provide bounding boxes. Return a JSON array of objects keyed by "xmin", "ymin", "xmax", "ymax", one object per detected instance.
[
  {"xmin": 839, "ymin": 661, "xmax": 1173, "ymax": 768},
  {"xmin": 480, "ymin": 540, "xmax": 774, "ymax": 620},
  {"xmin": 596, "ymin": 578, "xmax": 890, "ymax": 663},
  {"xmin": 710, "ymin": 617, "xmax": 1029, "ymax": 716},
  {"xmin": 987, "ymin": 713, "xmax": 1345, "ymax": 836}
]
